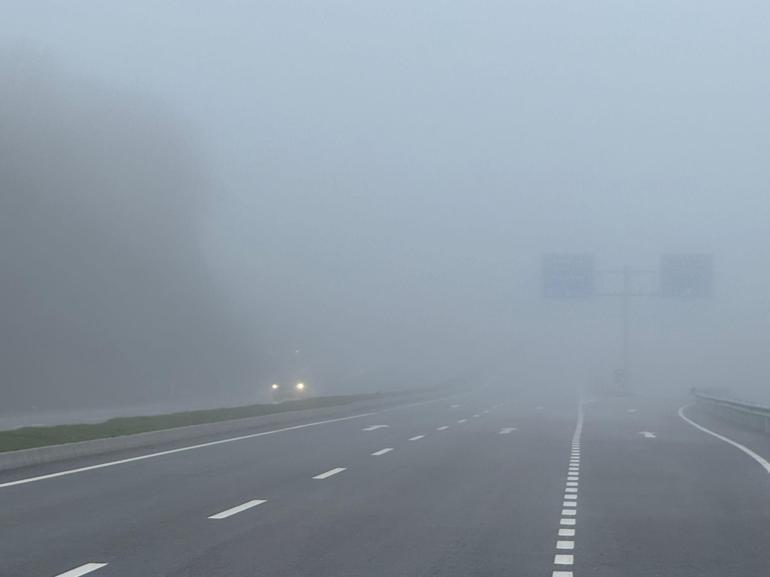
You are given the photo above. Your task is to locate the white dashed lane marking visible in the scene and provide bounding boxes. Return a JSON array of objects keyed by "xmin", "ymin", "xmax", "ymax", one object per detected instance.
[
  {"xmin": 313, "ymin": 467, "xmax": 346, "ymax": 480},
  {"xmin": 457, "ymin": 419, "xmax": 468, "ymax": 424},
  {"xmin": 209, "ymin": 499, "xmax": 266, "ymax": 520},
  {"xmin": 371, "ymin": 448, "xmax": 393, "ymax": 456},
  {"xmin": 408, "ymin": 435, "xmax": 425, "ymax": 441},
  {"xmin": 54, "ymin": 564, "xmax": 108, "ymax": 577},
  {"xmin": 362, "ymin": 425, "xmax": 389, "ymax": 431},
  {"xmin": 436, "ymin": 426, "xmax": 449, "ymax": 431},
  {"xmin": 550, "ymin": 399, "xmax": 584, "ymax": 576}
]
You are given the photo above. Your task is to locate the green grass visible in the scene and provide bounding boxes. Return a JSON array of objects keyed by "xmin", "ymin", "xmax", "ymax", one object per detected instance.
[{"xmin": 0, "ymin": 393, "xmax": 380, "ymax": 453}]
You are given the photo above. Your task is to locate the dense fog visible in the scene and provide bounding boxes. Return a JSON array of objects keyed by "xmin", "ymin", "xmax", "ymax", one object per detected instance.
[{"xmin": 2, "ymin": 1, "xmax": 770, "ymax": 416}]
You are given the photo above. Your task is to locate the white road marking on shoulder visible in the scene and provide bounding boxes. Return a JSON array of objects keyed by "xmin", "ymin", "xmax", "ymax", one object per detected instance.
[
  {"xmin": 678, "ymin": 404, "xmax": 770, "ymax": 474},
  {"xmin": 0, "ymin": 412, "xmax": 377, "ymax": 489},
  {"xmin": 55, "ymin": 564, "xmax": 108, "ymax": 577},
  {"xmin": 209, "ymin": 499, "xmax": 266, "ymax": 519},
  {"xmin": 408, "ymin": 435, "xmax": 425, "ymax": 441},
  {"xmin": 371, "ymin": 448, "xmax": 393, "ymax": 456},
  {"xmin": 313, "ymin": 467, "xmax": 346, "ymax": 479}
]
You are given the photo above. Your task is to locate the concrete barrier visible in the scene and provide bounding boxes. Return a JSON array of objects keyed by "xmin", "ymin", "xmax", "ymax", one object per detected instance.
[{"xmin": 693, "ymin": 390, "xmax": 770, "ymax": 435}]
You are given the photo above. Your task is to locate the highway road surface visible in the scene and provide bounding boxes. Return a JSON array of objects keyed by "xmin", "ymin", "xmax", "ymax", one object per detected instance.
[{"xmin": 2, "ymin": 386, "xmax": 770, "ymax": 577}]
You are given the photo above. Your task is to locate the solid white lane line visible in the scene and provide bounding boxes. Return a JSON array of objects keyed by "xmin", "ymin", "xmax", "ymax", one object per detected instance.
[
  {"xmin": 371, "ymin": 448, "xmax": 393, "ymax": 456},
  {"xmin": 55, "ymin": 564, "xmax": 108, "ymax": 577},
  {"xmin": 678, "ymin": 404, "xmax": 770, "ymax": 474},
  {"xmin": 436, "ymin": 426, "xmax": 449, "ymax": 431},
  {"xmin": 313, "ymin": 467, "xmax": 346, "ymax": 480},
  {"xmin": 408, "ymin": 435, "xmax": 425, "ymax": 441},
  {"xmin": 554, "ymin": 554, "xmax": 574, "ymax": 565},
  {"xmin": 560, "ymin": 518, "xmax": 576, "ymax": 526},
  {"xmin": 556, "ymin": 540, "xmax": 575, "ymax": 550},
  {"xmin": 457, "ymin": 419, "xmax": 468, "ymax": 424},
  {"xmin": 0, "ymin": 412, "xmax": 376, "ymax": 490},
  {"xmin": 209, "ymin": 499, "xmax": 266, "ymax": 520},
  {"xmin": 559, "ymin": 528, "xmax": 575, "ymax": 537}
]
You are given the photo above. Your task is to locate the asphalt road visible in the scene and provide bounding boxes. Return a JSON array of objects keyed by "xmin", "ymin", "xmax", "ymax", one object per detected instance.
[{"xmin": 1, "ymin": 386, "xmax": 770, "ymax": 577}]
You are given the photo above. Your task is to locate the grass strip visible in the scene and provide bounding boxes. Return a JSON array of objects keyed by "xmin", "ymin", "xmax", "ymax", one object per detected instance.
[{"xmin": 0, "ymin": 393, "xmax": 380, "ymax": 453}]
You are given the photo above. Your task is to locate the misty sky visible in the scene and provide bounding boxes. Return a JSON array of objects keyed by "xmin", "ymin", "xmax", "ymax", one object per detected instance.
[{"xmin": 2, "ymin": 1, "xmax": 770, "ymax": 411}]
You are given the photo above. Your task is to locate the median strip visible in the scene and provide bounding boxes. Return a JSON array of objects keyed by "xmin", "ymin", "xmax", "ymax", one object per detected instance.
[{"xmin": 0, "ymin": 413, "xmax": 374, "ymax": 489}]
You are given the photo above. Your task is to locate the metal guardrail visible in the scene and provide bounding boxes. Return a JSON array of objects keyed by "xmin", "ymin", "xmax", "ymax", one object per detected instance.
[{"xmin": 693, "ymin": 390, "xmax": 770, "ymax": 434}]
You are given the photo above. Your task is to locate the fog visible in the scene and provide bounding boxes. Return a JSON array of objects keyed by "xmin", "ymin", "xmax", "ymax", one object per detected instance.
[{"xmin": 2, "ymin": 1, "xmax": 770, "ymax": 417}]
